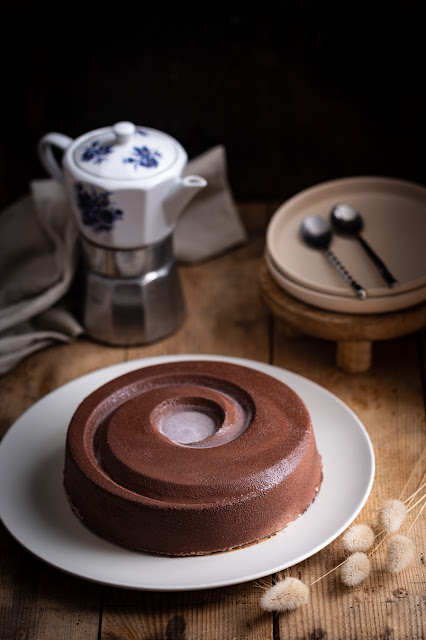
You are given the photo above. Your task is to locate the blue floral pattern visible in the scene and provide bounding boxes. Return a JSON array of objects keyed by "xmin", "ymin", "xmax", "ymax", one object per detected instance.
[
  {"xmin": 81, "ymin": 140, "xmax": 113, "ymax": 164},
  {"xmin": 123, "ymin": 146, "xmax": 162, "ymax": 169},
  {"xmin": 75, "ymin": 183, "xmax": 123, "ymax": 233}
]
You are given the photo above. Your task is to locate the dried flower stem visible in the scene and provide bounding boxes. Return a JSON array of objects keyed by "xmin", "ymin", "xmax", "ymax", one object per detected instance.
[
  {"xmin": 260, "ymin": 455, "xmax": 425, "ymax": 610},
  {"xmin": 404, "ymin": 479, "xmax": 426, "ymax": 504},
  {"xmin": 406, "ymin": 492, "xmax": 426, "ymax": 513},
  {"xmin": 407, "ymin": 501, "xmax": 426, "ymax": 534},
  {"xmin": 309, "ymin": 558, "xmax": 347, "ymax": 586},
  {"xmin": 398, "ymin": 446, "xmax": 426, "ymax": 499},
  {"xmin": 370, "ymin": 492, "xmax": 425, "ymax": 555},
  {"xmin": 311, "ymin": 489, "xmax": 425, "ymax": 584},
  {"xmin": 368, "ymin": 532, "xmax": 389, "ymax": 556},
  {"xmin": 310, "ymin": 475, "xmax": 425, "ymax": 585}
]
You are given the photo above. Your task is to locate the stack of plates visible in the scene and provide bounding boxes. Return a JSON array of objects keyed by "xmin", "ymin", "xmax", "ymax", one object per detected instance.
[{"xmin": 265, "ymin": 176, "xmax": 426, "ymax": 314}]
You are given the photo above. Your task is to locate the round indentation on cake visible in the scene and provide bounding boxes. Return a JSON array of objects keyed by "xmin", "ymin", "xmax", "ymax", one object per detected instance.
[
  {"xmin": 94, "ymin": 381, "xmax": 258, "ymax": 498},
  {"xmin": 152, "ymin": 397, "xmax": 225, "ymax": 445}
]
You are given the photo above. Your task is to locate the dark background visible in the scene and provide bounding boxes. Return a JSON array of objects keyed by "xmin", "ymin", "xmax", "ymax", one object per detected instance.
[{"xmin": 1, "ymin": 2, "xmax": 425, "ymax": 210}]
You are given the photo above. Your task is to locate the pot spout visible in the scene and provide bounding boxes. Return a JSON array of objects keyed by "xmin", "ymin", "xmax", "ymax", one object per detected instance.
[{"xmin": 163, "ymin": 174, "xmax": 207, "ymax": 227}]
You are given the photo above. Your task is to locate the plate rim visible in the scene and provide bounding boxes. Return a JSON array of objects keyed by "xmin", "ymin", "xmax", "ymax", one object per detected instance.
[
  {"xmin": 0, "ymin": 354, "xmax": 375, "ymax": 591},
  {"xmin": 265, "ymin": 249, "xmax": 426, "ymax": 315}
]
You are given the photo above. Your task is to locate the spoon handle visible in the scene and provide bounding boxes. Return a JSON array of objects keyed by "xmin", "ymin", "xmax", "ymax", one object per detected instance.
[
  {"xmin": 323, "ymin": 248, "xmax": 367, "ymax": 300},
  {"xmin": 357, "ymin": 236, "xmax": 399, "ymax": 288}
]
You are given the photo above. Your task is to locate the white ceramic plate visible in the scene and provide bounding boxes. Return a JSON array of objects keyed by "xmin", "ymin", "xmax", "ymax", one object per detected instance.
[
  {"xmin": 265, "ymin": 249, "xmax": 426, "ymax": 315},
  {"xmin": 266, "ymin": 176, "xmax": 426, "ymax": 313},
  {"xmin": 0, "ymin": 355, "xmax": 375, "ymax": 591}
]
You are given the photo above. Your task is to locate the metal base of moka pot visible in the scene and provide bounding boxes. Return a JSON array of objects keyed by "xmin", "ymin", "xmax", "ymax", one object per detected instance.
[{"xmin": 80, "ymin": 235, "xmax": 186, "ymax": 346}]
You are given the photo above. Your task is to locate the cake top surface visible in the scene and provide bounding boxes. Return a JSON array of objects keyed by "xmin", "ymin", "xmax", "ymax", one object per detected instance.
[{"xmin": 66, "ymin": 360, "xmax": 314, "ymax": 504}]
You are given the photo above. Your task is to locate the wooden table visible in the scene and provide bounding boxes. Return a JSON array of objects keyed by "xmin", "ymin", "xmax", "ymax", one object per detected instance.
[{"xmin": 1, "ymin": 203, "xmax": 425, "ymax": 639}]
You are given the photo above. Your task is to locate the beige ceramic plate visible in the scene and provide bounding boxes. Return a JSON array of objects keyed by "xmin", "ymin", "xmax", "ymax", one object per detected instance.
[
  {"xmin": 266, "ymin": 176, "xmax": 426, "ymax": 312},
  {"xmin": 265, "ymin": 250, "xmax": 426, "ymax": 314}
]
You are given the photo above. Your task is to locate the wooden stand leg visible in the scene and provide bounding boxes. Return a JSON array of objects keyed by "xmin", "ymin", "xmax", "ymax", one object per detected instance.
[
  {"xmin": 337, "ymin": 340, "xmax": 373, "ymax": 373},
  {"xmin": 276, "ymin": 319, "xmax": 303, "ymax": 337}
]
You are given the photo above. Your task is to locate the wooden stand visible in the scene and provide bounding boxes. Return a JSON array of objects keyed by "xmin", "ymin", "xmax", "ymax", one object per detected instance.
[{"xmin": 259, "ymin": 261, "xmax": 426, "ymax": 373}]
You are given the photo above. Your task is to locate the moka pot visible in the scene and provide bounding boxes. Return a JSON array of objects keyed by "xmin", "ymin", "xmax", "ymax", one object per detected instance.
[{"xmin": 38, "ymin": 121, "xmax": 207, "ymax": 345}]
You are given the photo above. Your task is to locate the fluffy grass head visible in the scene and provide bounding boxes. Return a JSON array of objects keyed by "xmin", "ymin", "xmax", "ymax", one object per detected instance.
[
  {"xmin": 379, "ymin": 499, "xmax": 407, "ymax": 533},
  {"xmin": 342, "ymin": 523, "xmax": 375, "ymax": 552},
  {"xmin": 386, "ymin": 535, "xmax": 415, "ymax": 573},
  {"xmin": 260, "ymin": 577, "xmax": 309, "ymax": 612},
  {"xmin": 340, "ymin": 552, "xmax": 371, "ymax": 587}
]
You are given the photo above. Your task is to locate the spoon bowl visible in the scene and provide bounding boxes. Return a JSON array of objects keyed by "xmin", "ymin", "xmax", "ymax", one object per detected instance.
[
  {"xmin": 300, "ymin": 215, "xmax": 333, "ymax": 249},
  {"xmin": 300, "ymin": 215, "xmax": 367, "ymax": 300},
  {"xmin": 330, "ymin": 204, "xmax": 363, "ymax": 234}
]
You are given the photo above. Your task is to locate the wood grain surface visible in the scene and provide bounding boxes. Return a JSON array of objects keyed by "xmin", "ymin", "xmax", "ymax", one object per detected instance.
[{"xmin": 0, "ymin": 203, "xmax": 425, "ymax": 640}]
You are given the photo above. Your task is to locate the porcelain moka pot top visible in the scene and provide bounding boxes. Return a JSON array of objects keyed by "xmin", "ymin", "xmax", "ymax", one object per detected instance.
[{"xmin": 38, "ymin": 120, "xmax": 207, "ymax": 249}]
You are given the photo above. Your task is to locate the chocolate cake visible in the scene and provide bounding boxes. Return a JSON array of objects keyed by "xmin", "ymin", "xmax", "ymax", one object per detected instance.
[{"xmin": 64, "ymin": 360, "xmax": 323, "ymax": 556}]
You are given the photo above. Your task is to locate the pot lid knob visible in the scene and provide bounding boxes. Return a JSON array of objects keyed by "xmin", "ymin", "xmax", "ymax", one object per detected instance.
[{"xmin": 113, "ymin": 121, "xmax": 136, "ymax": 145}]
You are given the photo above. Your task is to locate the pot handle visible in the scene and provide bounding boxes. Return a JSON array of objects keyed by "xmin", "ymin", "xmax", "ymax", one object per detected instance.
[{"xmin": 38, "ymin": 132, "xmax": 73, "ymax": 184}]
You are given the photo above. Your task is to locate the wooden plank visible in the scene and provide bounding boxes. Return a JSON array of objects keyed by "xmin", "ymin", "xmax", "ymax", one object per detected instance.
[
  {"xmin": 0, "ymin": 487, "xmax": 103, "ymax": 638},
  {"xmin": 101, "ymin": 204, "xmax": 274, "ymax": 639},
  {"xmin": 270, "ymin": 320, "xmax": 426, "ymax": 640},
  {"xmin": 101, "ymin": 583, "xmax": 272, "ymax": 640},
  {"xmin": 0, "ymin": 339, "xmax": 124, "ymax": 639},
  {"xmin": 0, "ymin": 340, "xmax": 115, "ymax": 634},
  {"xmin": 0, "ymin": 338, "xmax": 127, "ymax": 440},
  {"xmin": 0, "ymin": 546, "xmax": 101, "ymax": 640}
]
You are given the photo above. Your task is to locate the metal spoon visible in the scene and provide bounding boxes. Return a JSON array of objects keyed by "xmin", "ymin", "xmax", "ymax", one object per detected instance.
[
  {"xmin": 300, "ymin": 215, "xmax": 367, "ymax": 300},
  {"xmin": 330, "ymin": 204, "xmax": 398, "ymax": 288}
]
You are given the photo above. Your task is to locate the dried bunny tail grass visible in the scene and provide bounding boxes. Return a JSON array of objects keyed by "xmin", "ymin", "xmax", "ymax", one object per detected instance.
[
  {"xmin": 408, "ymin": 500, "xmax": 426, "ymax": 533},
  {"xmin": 404, "ymin": 479, "xmax": 426, "ymax": 505},
  {"xmin": 260, "ymin": 577, "xmax": 309, "ymax": 612},
  {"xmin": 398, "ymin": 445, "xmax": 426, "ymax": 500},
  {"xmin": 406, "ymin": 492, "xmax": 426, "ymax": 514},
  {"xmin": 340, "ymin": 552, "xmax": 371, "ymax": 587},
  {"xmin": 342, "ymin": 523, "xmax": 375, "ymax": 552},
  {"xmin": 379, "ymin": 499, "xmax": 407, "ymax": 533},
  {"xmin": 386, "ymin": 535, "xmax": 416, "ymax": 573},
  {"xmin": 253, "ymin": 577, "xmax": 273, "ymax": 590}
]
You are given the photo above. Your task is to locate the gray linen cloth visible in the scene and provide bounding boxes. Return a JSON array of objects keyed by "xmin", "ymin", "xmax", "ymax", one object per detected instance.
[{"xmin": 0, "ymin": 145, "xmax": 247, "ymax": 374}]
